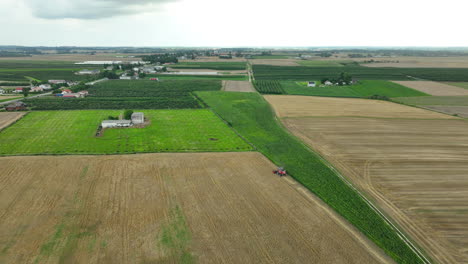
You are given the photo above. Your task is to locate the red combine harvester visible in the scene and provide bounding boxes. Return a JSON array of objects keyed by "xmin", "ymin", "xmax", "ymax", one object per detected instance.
[{"xmin": 273, "ymin": 167, "xmax": 287, "ymax": 177}]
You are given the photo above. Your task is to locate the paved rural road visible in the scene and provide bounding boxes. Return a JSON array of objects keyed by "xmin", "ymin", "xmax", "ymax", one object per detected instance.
[{"xmin": 0, "ymin": 92, "xmax": 52, "ymax": 106}]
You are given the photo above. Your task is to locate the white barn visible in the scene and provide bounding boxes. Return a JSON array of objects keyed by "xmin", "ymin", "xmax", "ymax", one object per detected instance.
[
  {"xmin": 131, "ymin": 112, "xmax": 144, "ymax": 124},
  {"xmin": 307, "ymin": 81, "xmax": 316, "ymax": 87}
]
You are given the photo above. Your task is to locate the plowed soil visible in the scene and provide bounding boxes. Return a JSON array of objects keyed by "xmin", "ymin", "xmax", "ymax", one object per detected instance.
[
  {"xmin": 0, "ymin": 112, "xmax": 25, "ymax": 130},
  {"xmin": 267, "ymin": 95, "xmax": 468, "ymax": 264},
  {"xmin": 392, "ymin": 81, "xmax": 468, "ymax": 96},
  {"xmin": 0, "ymin": 152, "xmax": 392, "ymax": 264}
]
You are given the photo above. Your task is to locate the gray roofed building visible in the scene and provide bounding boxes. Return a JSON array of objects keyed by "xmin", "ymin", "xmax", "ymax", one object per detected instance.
[
  {"xmin": 101, "ymin": 120, "xmax": 132, "ymax": 128},
  {"xmin": 131, "ymin": 112, "xmax": 144, "ymax": 124}
]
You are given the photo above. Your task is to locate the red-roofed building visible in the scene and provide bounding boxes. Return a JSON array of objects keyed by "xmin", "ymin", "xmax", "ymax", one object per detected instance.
[
  {"xmin": 14, "ymin": 87, "xmax": 23, "ymax": 93},
  {"xmin": 62, "ymin": 89, "xmax": 72, "ymax": 94}
]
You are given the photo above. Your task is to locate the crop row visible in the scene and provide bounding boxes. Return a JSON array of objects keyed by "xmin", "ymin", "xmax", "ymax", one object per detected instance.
[
  {"xmin": 253, "ymin": 80, "xmax": 285, "ymax": 94},
  {"xmin": 171, "ymin": 62, "xmax": 247, "ymax": 70},
  {"xmin": 253, "ymin": 65, "xmax": 468, "ymax": 81},
  {"xmin": 26, "ymin": 97, "xmax": 202, "ymax": 110}
]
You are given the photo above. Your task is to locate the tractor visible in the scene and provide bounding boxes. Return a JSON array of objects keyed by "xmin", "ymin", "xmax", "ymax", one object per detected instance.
[{"xmin": 273, "ymin": 167, "xmax": 287, "ymax": 177}]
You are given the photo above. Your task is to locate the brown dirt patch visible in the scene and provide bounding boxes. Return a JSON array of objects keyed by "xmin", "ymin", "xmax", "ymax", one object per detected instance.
[
  {"xmin": 264, "ymin": 95, "xmax": 455, "ymax": 119},
  {"xmin": 0, "ymin": 152, "xmax": 391, "ymax": 264},
  {"xmin": 392, "ymin": 81, "xmax": 468, "ymax": 96},
  {"xmin": 180, "ymin": 57, "xmax": 247, "ymax": 62},
  {"xmin": 222, "ymin": 80, "xmax": 255, "ymax": 92},
  {"xmin": 0, "ymin": 112, "xmax": 25, "ymax": 130},
  {"xmin": 283, "ymin": 117, "xmax": 468, "ymax": 264}
]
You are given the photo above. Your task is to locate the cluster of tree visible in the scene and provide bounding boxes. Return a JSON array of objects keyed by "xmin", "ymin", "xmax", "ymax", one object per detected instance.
[
  {"xmin": 70, "ymin": 82, "xmax": 90, "ymax": 93},
  {"xmin": 141, "ymin": 54, "xmax": 179, "ymax": 64},
  {"xmin": 348, "ymin": 53, "xmax": 371, "ymax": 58},
  {"xmin": 321, "ymin": 72, "xmax": 353, "ymax": 85},
  {"xmin": 99, "ymin": 70, "xmax": 119, "ymax": 80},
  {"xmin": 367, "ymin": 95, "xmax": 390, "ymax": 101},
  {"xmin": 124, "ymin": 110, "xmax": 134, "ymax": 120},
  {"xmin": 316, "ymin": 52, "xmax": 333, "ymax": 57}
]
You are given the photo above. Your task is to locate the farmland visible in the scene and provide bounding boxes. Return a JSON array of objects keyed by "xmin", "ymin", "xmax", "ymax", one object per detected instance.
[
  {"xmin": 253, "ymin": 65, "xmax": 468, "ymax": 81},
  {"xmin": 296, "ymin": 60, "xmax": 347, "ymax": 67},
  {"xmin": 0, "ymin": 112, "xmax": 25, "ymax": 130},
  {"xmin": 0, "ymin": 152, "xmax": 393, "ymax": 263},
  {"xmin": 222, "ymin": 80, "xmax": 255, "ymax": 92},
  {"xmin": 150, "ymin": 74, "xmax": 247, "ymax": 81},
  {"xmin": 26, "ymin": 80, "xmax": 221, "ymax": 110},
  {"xmin": 264, "ymin": 95, "xmax": 454, "ymax": 119},
  {"xmin": 392, "ymin": 81, "xmax": 468, "ymax": 96},
  {"xmin": 268, "ymin": 95, "xmax": 468, "ymax": 264},
  {"xmin": 394, "ymin": 96, "xmax": 468, "ymax": 118},
  {"xmin": 446, "ymin": 82, "xmax": 468, "ymax": 89},
  {"xmin": 0, "ymin": 109, "xmax": 251, "ymax": 155},
  {"xmin": 171, "ymin": 62, "xmax": 247, "ymax": 70},
  {"xmin": 253, "ymin": 80, "xmax": 285, "ymax": 94},
  {"xmin": 196, "ymin": 91, "xmax": 424, "ymax": 264},
  {"xmin": 280, "ymin": 80, "xmax": 427, "ymax": 98}
]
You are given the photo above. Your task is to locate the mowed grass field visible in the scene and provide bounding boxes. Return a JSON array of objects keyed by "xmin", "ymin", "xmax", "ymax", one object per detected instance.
[
  {"xmin": 268, "ymin": 95, "xmax": 468, "ymax": 264},
  {"xmin": 0, "ymin": 110, "xmax": 252, "ymax": 155},
  {"xmin": 0, "ymin": 152, "xmax": 393, "ymax": 264},
  {"xmin": 281, "ymin": 80, "xmax": 427, "ymax": 97}
]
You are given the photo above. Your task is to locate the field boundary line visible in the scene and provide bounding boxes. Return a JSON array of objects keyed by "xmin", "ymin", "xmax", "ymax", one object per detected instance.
[{"xmin": 0, "ymin": 111, "xmax": 28, "ymax": 133}]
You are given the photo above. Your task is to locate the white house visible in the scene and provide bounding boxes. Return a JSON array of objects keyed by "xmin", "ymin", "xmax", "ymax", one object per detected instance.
[
  {"xmin": 101, "ymin": 120, "xmax": 132, "ymax": 128},
  {"xmin": 324, "ymin": 81, "xmax": 333, "ymax": 86},
  {"xmin": 307, "ymin": 81, "xmax": 316, "ymax": 87},
  {"xmin": 131, "ymin": 112, "xmax": 144, "ymax": 124},
  {"xmin": 49, "ymin": 80, "xmax": 67, "ymax": 84},
  {"xmin": 30, "ymin": 87, "xmax": 44, "ymax": 92},
  {"xmin": 0, "ymin": 88, "xmax": 4, "ymax": 94}
]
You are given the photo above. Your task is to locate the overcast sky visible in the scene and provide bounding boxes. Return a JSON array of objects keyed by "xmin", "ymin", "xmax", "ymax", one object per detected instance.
[{"xmin": 1, "ymin": 0, "xmax": 468, "ymax": 47}]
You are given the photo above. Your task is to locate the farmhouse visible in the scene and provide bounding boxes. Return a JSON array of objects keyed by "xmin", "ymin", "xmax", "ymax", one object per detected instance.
[
  {"xmin": 62, "ymin": 89, "xmax": 72, "ymax": 94},
  {"xmin": 324, "ymin": 81, "xmax": 333, "ymax": 86},
  {"xmin": 120, "ymin": 75, "xmax": 139, "ymax": 80},
  {"xmin": 13, "ymin": 87, "xmax": 23, "ymax": 93},
  {"xmin": 0, "ymin": 88, "xmax": 4, "ymax": 94},
  {"xmin": 307, "ymin": 81, "xmax": 316, "ymax": 87},
  {"xmin": 77, "ymin": 69, "xmax": 100, "ymax": 75},
  {"xmin": 131, "ymin": 112, "xmax": 144, "ymax": 124},
  {"xmin": 30, "ymin": 87, "xmax": 44, "ymax": 92},
  {"xmin": 5, "ymin": 101, "xmax": 26, "ymax": 111},
  {"xmin": 101, "ymin": 120, "xmax": 132, "ymax": 128},
  {"xmin": 150, "ymin": 78, "xmax": 159, "ymax": 81}
]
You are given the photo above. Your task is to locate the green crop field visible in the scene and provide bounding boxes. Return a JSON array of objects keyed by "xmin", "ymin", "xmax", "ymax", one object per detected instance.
[
  {"xmin": 281, "ymin": 80, "xmax": 428, "ymax": 97},
  {"xmin": 296, "ymin": 60, "xmax": 346, "ymax": 67},
  {"xmin": 253, "ymin": 65, "xmax": 468, "ymax": 81},
  {"xmin": 196, "ymin": 91, "xmax": 425, "ymax": 264},
  {"xmin": 0, "ymin": 96, "xmax": 22, "ymax": 103},
  {"xmin": 26, "ymin": 80, "xmax": 221, "ymax": 110},
  {"xmin": 253, "ymin": 80, "xmax": 285, "ymax": 94},
  {"xmin": 171, "ymin": 62, "xmax": 247, "ymax": 70},
  {"xmin": 0, "ymin": 109, "xmax": 252, "ymax": 155},
  {"xmin": 394, "ymin": 96, "xmax": 468, "ymax": 106},
  {"xmin": 147, "ymin": 74, "xmax": 247, "ymax": 81},
  {"xmin": 445, "ymin": 82, "xmax": 468, "ymax": 90}
]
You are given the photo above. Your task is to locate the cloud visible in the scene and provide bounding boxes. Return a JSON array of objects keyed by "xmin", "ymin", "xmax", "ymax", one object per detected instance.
[{"xmin": 24, "ymin": 0, "xmax": 177, "ymax": 19}]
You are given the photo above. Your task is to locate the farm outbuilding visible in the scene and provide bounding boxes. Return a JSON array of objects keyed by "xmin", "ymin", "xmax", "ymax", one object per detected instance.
[
  {"xmin": 307, "ymin": 81, "xmax": 316, "ymax": 87},
  {"xmin": 131, "ymin": 112, "xmax": 144, "ymax": 124},
  {"xmin": 101, "ymin": 120, "xmax": 132, "ymax": 128},
  {"xmin": 5, "ymin": 101, "xmax": 26, "ymax": 111}
]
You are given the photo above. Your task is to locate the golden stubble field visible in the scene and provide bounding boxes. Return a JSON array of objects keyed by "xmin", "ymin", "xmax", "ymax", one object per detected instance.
[
  {"xmin": 222, "ymin": 80, "xmax": 255, "ymax": 92},
  {"xmin": 266, "ymin": 95, "xmax": 468, "ymax": 264},
  {"xmin": 0, "ymin": 152, "xmax": 392, "ymax": 264},
  {"xmin": 0, "ymin": 112, "xmax": 25, "ymax": 130}
]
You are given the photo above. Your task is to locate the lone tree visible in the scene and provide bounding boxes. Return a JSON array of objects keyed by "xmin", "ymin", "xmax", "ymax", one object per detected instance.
[
  {"xmin": 124, "ymin": 109, "xmax": 133, "ymax": 120},
  {"xmin": 22, "ymin": 87, "xmax": 30, "ymax": 97}
]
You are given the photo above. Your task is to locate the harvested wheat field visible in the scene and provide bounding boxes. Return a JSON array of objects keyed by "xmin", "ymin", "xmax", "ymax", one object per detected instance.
[
  {"xmin": 264, "ymin": 95, "xmax": 455, "ymax": 119},
  {"xmin": 0, "ymin": 152, "xmax": 392, "ymax": 264},
  {"xmin": 392, "ymin": 81, "xmax": 468, "ymax": 96},
  {"xmin": 0, "ymin": 112, "xmax": 25, "ymax": 130},
  {"xmin": 222, "ymin": 80, "xmax": 255, "ymax": 92},
  {"xmin": 267, "ymin": 95, "xmax": 468, "ymax": 264}
]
